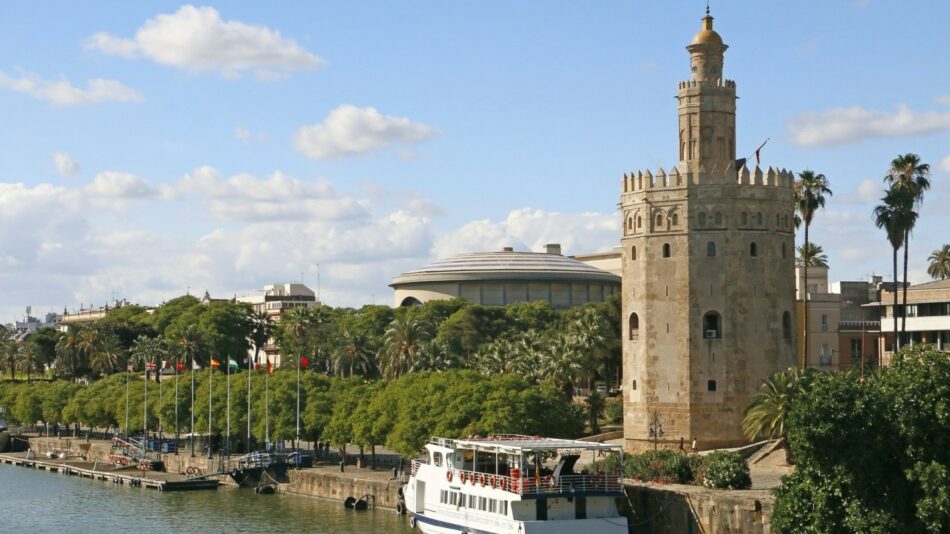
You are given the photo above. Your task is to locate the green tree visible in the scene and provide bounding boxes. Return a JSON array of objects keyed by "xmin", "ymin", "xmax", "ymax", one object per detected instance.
[
  {"xmin": 26, "ymin": 326, "xmax": 61, "ymax": 373},
  {"xmin": 1, "ymin": 332, "xmax": 18, "ymax": 380},
  {"xmin": 55, "ymin": 325, "xmax": 87, "ymax": 381},
  {"xmin": 794, "ymin": 170, "xmax": 832, "ymax": 367},
  {"xmin": 435, "ymin": 305, "xmax": 507, "ymax": 358},
  {"xmin": 874, "ymin": 186, "xmax": 916, "ymax": 352},
  {"xmin": 331, "ymin": 327, "xmax": 376, "ymax": 377},
  {"xmin": 795, "ymin": 242, "xmax": 828, "ymax": 268},
  {"xmin": 927, "ymin": 244, "xmax": 950, "ymax": 280},
  {"xmin": 379, "ymin": 314, "xmax": 434, "ymax": 380},
  {"xmin": 884, "ymin": 153, "xmax": 931, "ymax": 345},
  {"xmin": 16, "ymin": 342, "xmax": 41, "ymax": 382},
  {"xmin": 248, "ymin": 310, "xmax": 271, "ymax": 368}
]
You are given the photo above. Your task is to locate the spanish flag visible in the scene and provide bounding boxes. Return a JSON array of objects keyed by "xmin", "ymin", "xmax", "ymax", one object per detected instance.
[
  {"xmin": 211, "ymin": 358, "xmax": 221, "ymax": 368},
  {"xmin": 300, "ymin": 356, "xmax": 310, "ymax": 368}
]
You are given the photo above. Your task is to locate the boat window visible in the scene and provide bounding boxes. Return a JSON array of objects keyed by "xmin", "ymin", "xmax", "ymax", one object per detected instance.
[
  {"xmin": 489, "ymin": 499, "xmax": 498, "ymax": 513},
  {"xmin": 459, "ymin": 493, "xmax": 466, "ymax": 508},
  {"xmin": 440, "ymin": 490, "xmax": 448, "ymax": 504},
  {"xmin": 479, "ymin": 497, "xmax": 487, "ymax": 511},
  {"xmin": 500, "ymin": 500, "xmax": 508, "ymax": 516},
  {"xmin": 468, "ymin": 495, "xmax": 476, "ymax": 508},
  {"xmin": 450, "ymin": 492, "xmax": 458, "ymax": 505},
  {"xmin": 433, "ymin": 452, "xmax": 443, "ymax": 466}
]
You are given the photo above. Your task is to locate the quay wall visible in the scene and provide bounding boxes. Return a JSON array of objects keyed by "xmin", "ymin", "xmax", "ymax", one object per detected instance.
[
  {"xmin": 282, "ymin": 469, "xmax": 405, "ymax": 509},
  {"xmin": 625, "ymin": 482, "xmax": 773, "ymax": 534}
]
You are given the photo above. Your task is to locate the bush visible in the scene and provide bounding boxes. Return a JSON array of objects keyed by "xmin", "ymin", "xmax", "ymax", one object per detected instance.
[
  {"xmin": 627, "ymin": 450, "xmax": 693, "ymax": 484},
  {"xmin": 696, "ymin": 451, "xmax": 751, "ymax": 489},
  {"xmin": 603, "ymin": 397, "xmax": 623, "ymax": 424}
]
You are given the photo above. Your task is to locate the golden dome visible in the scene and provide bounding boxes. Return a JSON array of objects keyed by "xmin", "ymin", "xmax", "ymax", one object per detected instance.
[{"xmin": 691, "ymin": 15, "xmax": 723, "ymax": 45}]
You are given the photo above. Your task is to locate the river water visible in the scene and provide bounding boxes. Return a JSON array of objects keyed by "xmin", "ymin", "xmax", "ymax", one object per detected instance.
[{"xmin": 0, "ymin": 464, "xmax": 413, "ymax": 533}]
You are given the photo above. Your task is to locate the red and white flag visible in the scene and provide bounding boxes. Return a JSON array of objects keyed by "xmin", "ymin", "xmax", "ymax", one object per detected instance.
[
  {"xmin": 127, "ymin": 363, "xmax": 134, "ymax": 372},
  {"xmin": 146, "ymin": 362, "xmax": 157, "ymax": 371}
]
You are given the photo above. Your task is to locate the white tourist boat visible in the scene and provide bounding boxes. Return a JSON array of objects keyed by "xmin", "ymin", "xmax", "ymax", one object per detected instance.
[{"xmin": 403, "ymin": 434, "xmax": 629, "ymax": 533}]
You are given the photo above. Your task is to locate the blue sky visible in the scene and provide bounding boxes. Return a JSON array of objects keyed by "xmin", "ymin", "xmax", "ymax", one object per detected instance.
[{"xmin": 1, "ymin": 1, "xmax": 948, "ymax": 321}]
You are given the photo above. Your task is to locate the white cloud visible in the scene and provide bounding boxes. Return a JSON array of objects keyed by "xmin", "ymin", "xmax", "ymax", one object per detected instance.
[
  {"xmin": 293, "ymin": 104, "xmax": 438, "ymax": 160},
  {"xmin": 789, "ymin": 103, "xmax": 950, "ymax": 146},
  {"xmin": 234, "ymin": 126, "xmax": 267, "ymax": 143},
  {"xmin": 178, "ymin": 166, "xmax": 368, "ymax": 221},
  {"xmin": 433, "ymin": 208, "xmax": 619, "ymax": 259},
  {"xmin": 53, "ymin": 152, "xmax": 80, "ymax": 177},
  {"xmin": 939, "ymin": 155, "xmax": 950, "ymax": 173},
  {"xmin": 0, "ymin": 70, "xmax": 142, "ymax": 106},
  {"xmin": 86, "ymin": 171, "xmax": 160, "ymax": 198},
  {"xmin": 934, "ymin": 94, "xmax": 950, "ymax": 105},
  {"xmin": 85, "ymin": 5, "xmax": 323, "ymax": 77}
]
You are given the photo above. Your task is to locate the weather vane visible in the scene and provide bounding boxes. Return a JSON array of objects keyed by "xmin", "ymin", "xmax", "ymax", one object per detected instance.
[{"xmin": 706, "ymin": 0, "xmax": 710, "ymax": 15}]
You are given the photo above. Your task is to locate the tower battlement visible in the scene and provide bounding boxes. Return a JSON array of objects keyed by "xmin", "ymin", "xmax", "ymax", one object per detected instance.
[
  {"xmin": 677, "ymin": 79, "xmax": 735, "ymax": 90},
  {"xmin": 621, "ymin": 163, "xmax": 794, "ymax": 193}
]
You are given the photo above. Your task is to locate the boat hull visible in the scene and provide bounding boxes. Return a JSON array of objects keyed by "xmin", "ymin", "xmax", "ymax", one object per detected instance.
[{"xmin": 410, "ymin": 512, "xmax": 628, "ymax": 534}]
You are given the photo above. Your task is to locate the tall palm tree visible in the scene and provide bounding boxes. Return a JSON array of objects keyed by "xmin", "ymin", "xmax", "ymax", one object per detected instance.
[
  {"xmin": 884, "ymin": 154, "xmax": 931, "ymax": 343},
  {"xmin": 795, "ymin": 242, "xmax": 829, "ymax": 268},
  {"xmin": 567, "ymin": 308, "xmax": 611, "ymax": 433},
  {"xmin": 928, "ymin": 244, "xmax": 950, "ymax": 280},
  {"xmin": 174, "ymin": 325, "xmax": 202, "ymax": 455},
  {"xmin": 874, "ymin": 187, "xmax": 916, "ymax": 353},
  {"xmin": 2, "ymin": 335, "xmax": 18, "ymax": 380},
  {"xmin": 379, "ymin": 314, "xmax": 433, "ymax": 380},
  {"xmin": 331, "ymin": 328, "xmax": 376, "ymax": 377},
  {"xmin": 794, "ymin": 170, "xmax": 833, "ymax": 367},
  {"xmin": 55, "ymin": 325, "xmax": 85, "ymax": 381},
  {"xmin": 16, "ymin": 343, "xmax": 39, "ymax": 382},
  {"xmin": 88, "ymin": 334, "xmax": 122, "ymax": 377},
  {"xmin": 742, "ymin": 367, "xmax": 816, "ymax": 463},
  {"xmin": 248, "ymin": 310, "xmax": 271, "ymax": 369}
]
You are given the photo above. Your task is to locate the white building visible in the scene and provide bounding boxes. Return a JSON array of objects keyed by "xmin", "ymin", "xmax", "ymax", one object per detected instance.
[{"xmin": 236, "ymin": 283, "xmax": 320, "ymax": 368}]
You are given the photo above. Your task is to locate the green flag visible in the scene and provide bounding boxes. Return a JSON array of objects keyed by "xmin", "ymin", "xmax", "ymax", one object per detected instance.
[{"xmin": 228, "ymin": 359, "xmax": 240, "ymax": 371}]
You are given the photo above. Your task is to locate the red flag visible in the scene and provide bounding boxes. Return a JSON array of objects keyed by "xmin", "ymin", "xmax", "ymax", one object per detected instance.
[
  {"xmin": 267, "ymin": 362, "xmax": 273, "ymax": 374},
  {"xmin": 146, "ymin": 362, "xmax": 157, "ymax": 371},
  {"xmin": 211, "ymin": 358, "xmax": 221, "ymax": 368},
  {"xmin": 254, "ymin": 363, "xmax": 261, "ymax": 371},
  {"xmin": 176, "ymin": 361, "xmax": 185, "ymax": 373},
  {"xmin": 300, "ymin": 356, "xmax": 310, "ymax": 368}
]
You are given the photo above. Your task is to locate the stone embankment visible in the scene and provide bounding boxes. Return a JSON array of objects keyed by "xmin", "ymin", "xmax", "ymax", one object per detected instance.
[{"xmin": 626, "ymin": 482, "xmax": 773, "ymax": 534}]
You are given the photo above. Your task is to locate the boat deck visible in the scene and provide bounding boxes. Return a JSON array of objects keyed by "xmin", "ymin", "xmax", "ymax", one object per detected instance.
[{"xmin": 0, "ymin": 452, "xmax": 220, "ymax": 491}]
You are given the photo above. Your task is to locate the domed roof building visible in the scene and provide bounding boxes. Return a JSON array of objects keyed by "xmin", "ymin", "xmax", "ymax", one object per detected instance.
[{"xmin": 390, "ymin": 244, "xmax": 620, "ymax": 309}]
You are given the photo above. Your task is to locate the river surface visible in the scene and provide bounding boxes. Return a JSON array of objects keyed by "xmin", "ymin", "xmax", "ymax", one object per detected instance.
[{"xmin": 0, "ymin": 463, "xmax": 413, "ymax": 533}]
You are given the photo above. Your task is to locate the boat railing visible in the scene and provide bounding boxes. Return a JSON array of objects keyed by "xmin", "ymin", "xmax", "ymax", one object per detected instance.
[
  {"xmin": 225, "ymin": 452, "xmax": 288, "ymax": 470},
  {"xmin": 445, "ymin": 468, "xmax": 623, "ymax": 495}
]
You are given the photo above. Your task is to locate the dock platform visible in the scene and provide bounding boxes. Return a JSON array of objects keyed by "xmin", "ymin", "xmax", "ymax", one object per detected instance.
[{"xmin": 0, "ymin": 452, "xmax": 220, "ymax": 491}]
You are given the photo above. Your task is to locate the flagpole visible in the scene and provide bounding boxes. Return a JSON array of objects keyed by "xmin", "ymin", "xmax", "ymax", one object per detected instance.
[
  {"xmin": 124, "ymin": 363, "xmax": 130, "ymax": 436},
  {"xmin": 174, "ymin": 357, "xmax": 179, "ymax": 455},
  {"xmin": 247, "ymin": 352, "xmax": 252, "ymax": 454},
  {"xmin": 143, "ymin": 361, "xmax": 148, "ymax": 448},
  {"xmin": 296, "ymin": 353, "xmax": 301, "ymax": 469},
  {"xmin": 208, "ymin": 362, "xmax": 213, "ymax": 460},
  {"xmin": 158, "ymin": 360, "xmax": 163, "ymax": 446},
  {"xmin": 226, "ymin": 359, "xmax": 231, "ymax": 458},
  {"xmin": 265, "ymin": 356, "xmax": 270, "ymax": 448},
  {"xmin": 190, "ymin": 357, "xmax": 195, "ymax": 458}
]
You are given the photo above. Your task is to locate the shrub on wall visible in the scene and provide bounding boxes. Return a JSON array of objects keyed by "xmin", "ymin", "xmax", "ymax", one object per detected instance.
[
  {"xmin": 603, "ymin": 397, "xmax": 623, "ymax": 424},
  {"xmin": 695, "ymin": 451, "xmax": 752, "ymax": 489},
  {"xmin": 627, "ymin": 450, "xmax": 694, "ymax": 484}
]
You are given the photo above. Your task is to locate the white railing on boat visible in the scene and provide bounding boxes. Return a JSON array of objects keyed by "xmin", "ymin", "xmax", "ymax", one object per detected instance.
[{"xmin": 411, "ymin": 461, "xmax": 623, "ymax": 495}]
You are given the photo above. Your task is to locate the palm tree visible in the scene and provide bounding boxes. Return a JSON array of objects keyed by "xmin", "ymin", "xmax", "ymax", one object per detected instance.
[
  {"xmin": 331, "ymin": 328, "xmax": 376, "ymax": 377},
  {"xmin": 794, "ymin": 170, "xmax": 833, "ymax": 367},
  {"xmin": 88, "ymin": 335, "xmax": 122, "ymax": 377},
  {"xmin": 2, "ymin": 335, "xmax": 18, "ymax": 380},
  {"xmin": 248, "ymin": 310, "xmax": 271, "ymax": 369},
  {"xmin": 567, "ymin": 308, "xmax": 611, "ymax": 433},
  {"xmin": 379, "ymin": 314, "xmax": 433, "ymax": 380},
  {"xmin": 55, "ymin": 325, "xmax": 85, "ymax": 381},
  {"xmin": 16, "ymin": 343, "xmax": 40, "ymax": 382},
  {"xmin": 795, "ymin": 242, "xmax": 829, "ymax": 268},
  {"xmin": 884, "ymin": 154, "xmax": 930, "ymax": 343},
  {"xmin": 874, "ymin": 187, "xmax": 916, "ymax": 353},
  {"xmin": 742, "ymin": 367, "xmax": 816, "ymax": 463},
  {"xmin": 927, "ymin": 244, "xmax": 950, "ymax": 281}
]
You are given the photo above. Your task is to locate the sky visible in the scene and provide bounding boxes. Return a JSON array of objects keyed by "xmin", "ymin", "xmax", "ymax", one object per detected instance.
[{"xmin": 1, "ymin": 1, "xmax": 949, "ymax": 322}]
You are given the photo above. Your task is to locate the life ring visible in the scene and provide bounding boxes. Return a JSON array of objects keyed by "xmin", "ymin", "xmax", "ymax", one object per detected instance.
[
  {"xmin": 499, "ymin": 477, "xmax": 507, "ymax": 491},
  {"xmin": 446, "ymin": 470, "xmax": 453, "ymax": 482},
  {"xmin": 548, "ymin": 476, "xmax": 558, "ymax": 489},
  {"xmin": 460, "ymin": 471, "xmax": 467, "ymax": 483},
  {"xmin": 186, "ymin": 466, "xmax": 196, "ymax": 475},
  {"xmin": 479, "ymin": 473, "xmax": 486, "ymax": 487},
  {"xmin": 489, "ymin": 475, "xmax": 496, "ymax": 488}
]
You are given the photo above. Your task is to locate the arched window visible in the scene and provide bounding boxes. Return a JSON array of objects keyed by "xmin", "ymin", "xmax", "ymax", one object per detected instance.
[
  {"xmin": 400, "ymin": 296, "xmax": 423, "ymax": 307},
  {"xmin": 741, "ymin": 212, "xmax": 748, "ymax": 226},
  {"xmin": 627, "ymin": 217, "xmax": 633, "ymax": 230},
  {"xmin": 672, "ymin": 213, "xmax": 679, "ymax": 226},
  {"xmin": 784, "ymin": 214, "xmax": 789, "ymax": 228},
  {"xmin": 750, "ymin": 242, "xmax": 758, "ymax": 257},
  {"xmin": 756, "ymin": 212, "xmax": 763, "ymax": 225},
  {"xmin": 631, "ymin": 246, "xmax": 637, "ymax": 260},
  {"xmin": 656, "ymin": 214, "xmax": 663, "ymax": 227},
  {"xmin": 782, "ymin": 311, "xmax": 792, "ymax": 340},
  {"xmin": 782, "ymin": 242, "xmax": 787, "ymax": 258},
  {"xmin": 776, "ymin": 213, "xmax": 781, "ymax": 227},
  {"xmin": 629, "ymin": 313, "xmax": 640, "ymax": 340},
  {"xmin": 703, "ymin": 311, "xmax": 722, "ymax": 339},
  {"xmin": 698, "ymin": 213, "xmax": 707, "ymax": 227},
  {"xmin": 663, "ymin": 243, "xmax": 671, "ymax": 258},
  {"xmin": 637, "ymin": 216, "xmax": 642, "ymax": 229},
  {"xmin": 707, "ymin": 241, "xmax": 717, "ymax": 257},
  {"xmin": 714, "ymin": 212, "xmax": 723, "ymax": 226}
]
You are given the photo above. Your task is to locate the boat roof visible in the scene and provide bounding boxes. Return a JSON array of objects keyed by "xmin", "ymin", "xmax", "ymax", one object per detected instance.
[{"xmin": 438, "ymin": 435, "xmax": 622, "ymax": 454}]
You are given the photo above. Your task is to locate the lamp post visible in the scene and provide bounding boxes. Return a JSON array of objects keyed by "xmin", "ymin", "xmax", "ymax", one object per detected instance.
[{"xmin": 648, "ymin": 411, "xmax": 664, "ymax": 451}]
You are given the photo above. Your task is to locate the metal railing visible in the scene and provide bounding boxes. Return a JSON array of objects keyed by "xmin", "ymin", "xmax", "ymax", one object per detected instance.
[{"xmin": 413, "ymin": 461, "xmax": 624, "ymax": 495}]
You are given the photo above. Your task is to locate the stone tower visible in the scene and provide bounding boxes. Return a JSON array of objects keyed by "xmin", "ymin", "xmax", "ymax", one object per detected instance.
[{"xmin": 620, "ymin": 11, "xmax": 796, "ymax": 451}]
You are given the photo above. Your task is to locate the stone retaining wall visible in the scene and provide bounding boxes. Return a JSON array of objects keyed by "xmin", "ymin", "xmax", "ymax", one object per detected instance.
[
  {"xmin": 625, "ymin": 482, "xmax": 773, "ymax": 534},
  {"xmin": 282, "ymin": 468, "xmax": 404, "ymax": 509}
]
